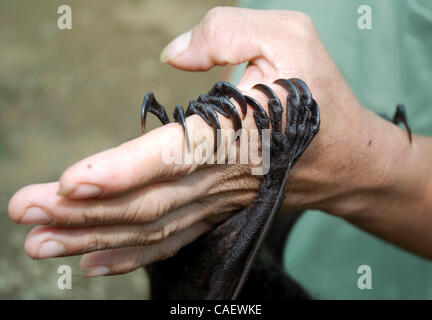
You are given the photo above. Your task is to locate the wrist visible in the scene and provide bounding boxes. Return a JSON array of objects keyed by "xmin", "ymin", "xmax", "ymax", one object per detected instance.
[{"xmin": 328, "ymin": 108, "xmax": 419, "ymax": 220}]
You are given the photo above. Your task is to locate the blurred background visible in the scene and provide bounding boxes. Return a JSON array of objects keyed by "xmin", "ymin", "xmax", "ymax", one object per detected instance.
[{"xmin": 0, "ymin": 0, "xmax": 233, "ymax": 299}]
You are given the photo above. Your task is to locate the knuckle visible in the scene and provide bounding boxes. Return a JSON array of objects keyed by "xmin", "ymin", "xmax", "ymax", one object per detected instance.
[
  {"xmin": 129, "ymin": 192, "xmax": 166, "ymax": 224},
  {"xmin": 203, "ymin": 6, "xmax": 226, "ymax": 25},
  {"xmin": 290, "ymin": 11, "xmax": 314, "ymax": 26},
  {"xmin": 146, "ymin": 221, "xmax": 178, "ymax": 244},
  {"xmin": 201, "ymin": 7, "xmax": 231, "ymax": 52},
  {"xmin": 145, "ymin": 229, "xmax": 164, "ymax": 244},
  {"xmin": 125, "ymin": 199, "xmax": 142, "ymax": 223},
  {"xmin": 140, "ymin": 187, "xmax": 174, "ymax": 222},
  {"xmin": 277, "ymin": 11, "xmax": 315, "ymax": 39},
  {"xmin": 88, "ymin": 233, "xmax": 105, "ymax": 251},
  {"xmin": 151, "ymin": 195, "xmax": 169, "ymax": 220}
]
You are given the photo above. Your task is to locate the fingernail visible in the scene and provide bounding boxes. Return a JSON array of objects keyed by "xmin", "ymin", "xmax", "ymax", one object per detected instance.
[
  {"xmin": 38, "ymin": 240, "xmax": 66, "ymax": 259},
  {"xmin": 84, "ymin": 266, "xmax": 111, "ymax": 277},
  {"xmin": 21, "ymin": 207, "xmax": 52, "ymax": 225},
  {"xmin": 58, "ymin": 184, "xmax": 102, "ymax": 199},
  {"xmin": 56, "ymin": 185, "xmax": 77, "ymax": 197},
  {"xmin": 160, "ymin": 30, "xmax": 191, "ymax": 62}
]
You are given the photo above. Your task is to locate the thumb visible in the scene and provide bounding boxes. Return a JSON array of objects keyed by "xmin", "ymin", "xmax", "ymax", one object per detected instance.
[{"xmin": 159, "ymin": 7, "xmax": 267, "ymax": 71}]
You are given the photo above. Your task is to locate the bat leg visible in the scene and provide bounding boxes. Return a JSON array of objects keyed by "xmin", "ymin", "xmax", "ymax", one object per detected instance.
[
  {"xmin": 147, "ymin": 79, "xmax": 320, "ymax": 300},
  {"xmin": 229, "ymin": 80, "xmax": 319, "ymax": 299},
  {"xmin": 208, "ymin": 81, "xmax": 248, "ymax": 119},
  {"xmin": 141, "ymin": 91, "xmax": 170, "ymax": 134},
  {"xmin": 392, "ymin": 104, "xmax": 412, "ymax": 143}
]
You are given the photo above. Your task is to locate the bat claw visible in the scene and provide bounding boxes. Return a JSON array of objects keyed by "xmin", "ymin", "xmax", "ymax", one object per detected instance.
[
  {"xmin": 378, "ymin": 104, "xmax": 412, "ymax": 143},
  {"xmin": 393, "ymin": 104, "xmax": 412, "ymax": 143},
  {"xmin": 173, "ymin": 104, "xmax": 190, "ymax": 151},
  {"xmin": 244, "ymin": 95, "xmax": 270, "ymax": 137},
  {"xmin": 141, "ymin": 92, "xmax": 170, "ymax": 134},
  {"xmin": 208, "ymin": 81, "xmax": 248, "ymax": 119},
  {"xmin": 253, "ymin": 84, "xmax": 283, "ymax": 144}
]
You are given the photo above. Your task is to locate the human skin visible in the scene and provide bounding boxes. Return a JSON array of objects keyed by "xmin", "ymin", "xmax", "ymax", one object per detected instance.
[{"xmin": 8, "ymin": 7, "xmax": 432, "ymax": 277}]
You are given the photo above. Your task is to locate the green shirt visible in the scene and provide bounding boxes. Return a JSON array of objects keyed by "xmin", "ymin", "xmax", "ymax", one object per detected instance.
[{"xmin": 233, "ymin": 0, "xmax": 432, "ymax": 299}]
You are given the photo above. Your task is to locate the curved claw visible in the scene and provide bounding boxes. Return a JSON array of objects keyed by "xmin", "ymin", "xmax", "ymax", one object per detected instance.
[
  {"xmin": 204, "ymin": 105, "xmax": 222, "ymax": 152},
  {"xmin": 208, "ymin": 81, "xmax": 247, "ymax": 119},
  {"xmin": 141, "ymin": 92, "xmax": 170, "ymax": 134},
  {"xmin": 290, "ymin": 78, "xmax": 312, "ymax": 105},
  {"xmin": 186, "ymin": 101, "xmax": 222, "ymax": 151},
  {"xmin": 186, "ymin": 101, "xmax": 209, "ymax": 124},
  {"xmin": 253, "ymin": 84, "xmax": 283, "ymax": 142},
  {"xmin": 213, "ymin": 97, "xmax": 243, "ymax": 137},
  {"xmin": 393, "ymin": 104, "xmax": 412, "ymax": 143},
  {"xmin": 274, "ymin": 79, "xmax": 300, "ymax": 138},
  {"xmin": 198, "ymin": 94, "xmax": 243, "ymax": 138},
  {"xmin": 292, "ymin": 100, "xmax": 320, "ymax": 164},
  {"xmin": 274, "ymin": 79, "xmax": 301, "ymax": 106},
  {"xmin": 197, "ymin": 95, "xmax": 229, "ymax": 118},
  {"xmin": 252, "ymin": 84, "xmax": 280, "ymax": 102},
  {"xmin": 173, "ymin": 104, "xmax": 190, "ymax": 151},
  {"xmin": 244, "ymin": 95, "xmax": 270, "ymax": 137},
  {"xmin": 223, "ymin": 100, "xmax": 243, "ymax": 139}
]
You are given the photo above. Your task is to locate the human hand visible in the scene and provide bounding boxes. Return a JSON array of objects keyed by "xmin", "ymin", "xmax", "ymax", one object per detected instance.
[{"xmin": 9, "ymin": 7, "xmax": 410, "ymax": 276}]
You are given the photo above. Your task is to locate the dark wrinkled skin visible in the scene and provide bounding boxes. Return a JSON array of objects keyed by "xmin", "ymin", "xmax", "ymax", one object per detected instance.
[{"xmin": 141, "ymin": 79, "xmax": 319, "ymax": 299}]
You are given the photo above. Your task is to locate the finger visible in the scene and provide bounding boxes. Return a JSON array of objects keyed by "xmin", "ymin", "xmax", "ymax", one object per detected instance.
[
  {"xmin": 56, "ymin": 121, "xmax": 190, "ymax": 199},
  {"xmin": 23, "ymin": 200, "xmax": 213, "ymax": 259},
  {"xmin": 22, "ymin": 189, "xmax": 247, "ymax": 259},
  {"xmin": 56, "ymin": 112, "xmax": 234, "ymax": 199},
  {"xmin": 160, "ymin": 7, "xmax": 277, "ymax": 76},
  {"xmin": 11, "ymin": 181, "xmax": 201, "ymax": 227},
  {"xmin": 79, "ymin": 222, "xmax": 212, "ymax": 277},
  {"xmin": 9, "ymin": 165, "xmax": 255, "ymax": 226}
]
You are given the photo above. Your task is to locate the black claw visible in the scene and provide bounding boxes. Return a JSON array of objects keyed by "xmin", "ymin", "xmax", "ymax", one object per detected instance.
[
  {"xmin": 220, "ymin": 99, "xmax": 243, "ymax": 137},
  {"xmin": 173, "ymin": 104, "xmax": 190, "ymax": 151},
  {"xmin": 252, "ymin": 84, "xmax": 280, "ymax": 102},
  {"xmin": 393, "ymin": 104, "xmax": 412, "ymax": 143},
  {"xmin": 268, "ymin": 99, "xmax": 284, "ymax": 143},
  {"xmin": 274, "ymin": 79, "xmax": 301, "ymax": 106},
  {"xmin": 274, "ymin": 79, "xmax": 301, "ymax": 139},
  {"xmin": 141, "ymin": 92, "xmax": 170, "ymax": 134},
  {"xmin": 197, "ymin": 95, "xmax": 230, "ymax": 118},
  {"xmin": 290, "ymin": 78, "xmax": 312, "ymax": 105},
  {"xmin": 244, "ymin": 95, "xmax": 270, "ymax": 137},
  {"xmin": 204, "ymin": 105, "xmax": 222, "ymax": 152},
  {"xmin": 186, "ymin": 101, "xmax": 222, "ymax": 151},
  {"xmin": 292, "ymin": 100, "xmax": 320, "ymax": 164},
  {"xmin": 208, "ymin": 81, "xmax": 247, "ymax": 119},
  {"xmin": 310, "ymin": 99, "xmax": 321, "ymax": 134},
  {"xmin": 187, "ymin": 101, "xmax": 209, "ymax": 124},
  {"xmin": 199, "ymin": 94, "xmax": 243, "ymax": 139},
  {"xmin": 253, "ymin": 84, "xmax": 283, "ymax": 142}
]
